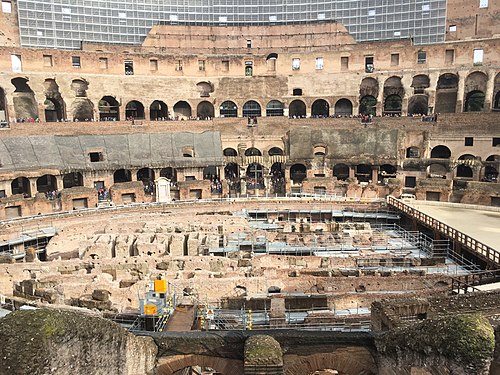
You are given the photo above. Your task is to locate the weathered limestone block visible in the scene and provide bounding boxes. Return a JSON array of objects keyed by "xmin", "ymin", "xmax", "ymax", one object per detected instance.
[
  {"xmin": 136, "ymin": 234, "xmax": 164, "ymax": 257},
  {"xmin": 170, "ymin": 234, "xmax": 186, "ymax": 257},
  {"xmin": 92, "ymin": 289, "xmax": 110, "ymax": 302},
  {"xmin": 244, "ymin": 335, "xmax": 283, "ymax": 373},
  {"xmin": 187, "ymin": 233, "xmax": 200, "ymax": 256},
  {"xmin": 86, "ymin": 234, "xmax": 115, "ymax": 259},
  {"xmin": 115, "ymin": 235, "xmax": 135, "ymax": 258}
]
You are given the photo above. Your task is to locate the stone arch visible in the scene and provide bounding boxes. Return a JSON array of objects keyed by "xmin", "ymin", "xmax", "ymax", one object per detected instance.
[
  {"xmin": 333, "ymin": 163, "xmax": 349, "ymax": 181},
  {"xmin": 173, "ymin": 101, "xmax": 192, "ymax": 119},
  {"xmin": 150, "ymin": 100, "xmax": 168, "ymax": 120},
  {"xmin": 71, "ymin": 99, "xmax": 94, "ymax": 122},
  {"xmin": 224, "ymin": 163, "xmax": 239, "ymax": 180},
  {"xmin": 11, "ymin": 77, "xmax": 38, "ymax": 120},
  {"xmin": 359, "ymin": 95, "xmax": 377, "ymax": 116},
  {"xmin": 289, "ymin": 99, "xmax": 306, "ymax": 118},
  {"xmin": 383, "ymin": 76, "xmax": 404, "ymax": 115},
  {"xmin": 408, "ymin": 95, "xmax": 429, "ymax": 115},
  {"xmin": 406, "ymin": 147, "xmax": 420, "ymax": 158},
  {"xmin": 290, "ymin": 164, "xmax": 307, "ymax": 184},
  {"xmin": 245, "ymin": 147, "xmax": 262, "ymax": 156},
  {"xmin": 431, "ymin": 145, "xmax": 451, "ymax": 159},
  {"xmin": 125, "ymin": 100, "xmax": 145, "ymax": 120},
  {"xmin": 246, "ymin": 163, "xmax": 265, "ymax": 188},
  {"xmin": 242, "ymin": 100, "xmax": 261, "ymax": 117},
  {"xmin": 203, "ymin": 165, "xmax": 219, "ymax": 181},
  {"xmin": 36, "ymin": 174, "xmax": 57, "ymax": 193},
  {"xmin": 223, "ymin": 148, "xmax": 238, "ymax": 156},
  {"xmin": 44, "ymin": 79, "xmax": 65, "ymax": 121},
  {"xmin": 427, "ymin": 163, "xmax": 448, "ymax": 177},
  {"xmin": 271, "ymin": 162, "xmax": 285, "ymax": 194},
  {"xmin": 113, "ymin": 169, "xmax": 132, "ymax": 183},
  {"xmin": 71, "ymin": 79, "xmax": 88, "ymax": 97},
  {"xmin": 464, "ymin": 71, "xmax": 487, "ymax": 112},
  {"xmin": 62, "ymin": 172, "xmax": 83, "ymax": 188},
  {"xmin": 266, "ymin": 52, "xmax": 278, "ymax": 71},
  {"xmin": 220, "ymin": 100, "xmax": 237, "ymax": 117},
  {"xmin": 356, "ymin": 164, "xmax": 372, "ymax": 183},
  {"xmin": 11, "ymin": 176, "xmax": 31, "ymax": 197},
  {"xmin": 99, "ymin": 96, "xmax": 120, "ymax": 121},
  {"xmin": 155, "ymin": 355, "xmax": 243, "ymax": 375},
  {"xmin": 197, "ymin": 101, "xmax": 214, "ymax": 119},
  {"xmin": 334, "ymin": 98, "xmax": 353, "ymax": 115},
  {"xmin": 311, "ymin": 99, "xmax": 329, "ymax": 117},
  {"xmin": 456, "ymin": 165, "xmax": 473, "ymax": 178},
  {"xmin": 384, "ymin": 94, "xmax": 402, "ymax": 115},
  {"xmin": 458, "ymin": 154, "xmax": 476, "ymax": 160},
  {"xmin": 411, "ymin": 74, "xmax": 430, "ymax": 94},
  {"xmin": 137, "ymin": 168, "xmax": 155, "ymax": 185},
  {"xmin": 268, "ymin": 147, "xmax": 284, "ymax": 156},
  {"xmin": 435, "ymin": 73, "xmax": 459, "ymax": 113},
  {"xmin": 360, "ymin": 77, "xmax": 379, "ymax": 98},
  {"xmin": 160, "ymin": 167, "xmax": 177, "ymax": 182},
  {"xmin": 284, "ymin": 348, "xmax": 377, "ymax": 375},
  {"xmin": 266, "ymin": 100, "xmax": 284, "ymax": 116},
  {"xmin": 196, "ymin": 81, "xmax": 213, "ymax": 97}
]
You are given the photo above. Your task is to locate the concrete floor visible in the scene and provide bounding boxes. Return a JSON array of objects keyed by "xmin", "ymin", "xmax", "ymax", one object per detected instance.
[{"xmin": 409, "ymin": 203, "xmax": 500, "ymax": 251}]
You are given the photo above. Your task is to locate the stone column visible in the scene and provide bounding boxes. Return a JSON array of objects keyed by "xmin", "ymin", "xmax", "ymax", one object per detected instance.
[
  {"xmin": 269, "ymin": 296, "xmax": 286, "ymax": 328},
  {"xmin": 376, "ymin": 77, "xmax": 385, "ymax": 116},
  {"xmin": 349, "ymin": 166, "xmax": 356, "ymax": 179},
  {"xmin": 371, "ymin": 166, "xmax": 379, "ymax": 184},
  {"xmin": 484, "ymin": 70, "xmax": 495, "ymax": 111},
  {"xmin": 455, "ymin": 71, "xmax": 467, "ymax": 113}
]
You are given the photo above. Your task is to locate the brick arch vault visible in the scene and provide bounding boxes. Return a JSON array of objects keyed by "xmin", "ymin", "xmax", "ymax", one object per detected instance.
[
  {"xmin": 156, "ymin": 354, "xmax": 244, "ymax": 375},
  {"xmin": 283, "ymin": 347, "xmax": 378, "ymax": 375}
]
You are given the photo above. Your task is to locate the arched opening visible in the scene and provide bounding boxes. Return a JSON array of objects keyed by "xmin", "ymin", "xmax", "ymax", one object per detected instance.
[
  {"xmin": 36, "ymin": 174, "xmax": 57, "ymax": 193},
  {"xmin": 360, "ymin": 77, "xmax": 379, "ymax": 98},
  {"xmin": 334, "ymin": 99, "xmax": 353, "ymax": 116},
  {"xmin": 314, "ymin": 145, "xmax": 327, "ymax": 156},
  {"xmin": 0, "ymin": 87, "xmax": 8, "ymax": 126},
  {"xmin": 150, "ymin": 100, "xmax": 168, "ymax": 120},
  {"xmin": 266, "ymin": 100, "xmax": 284, "ymax": 116},
  {"xmin": 270, "ymin": 162, "xmax": 285, "ymax": 195},
  {"xmin": 44, "ymin": 79, "xmax": 65, "ymax": 121},
  {"xmin": 408, "ymin": 95, "xmax": 429, "ymax": 115},
  {"xmin": 156, "ymin": 355, "xmax": 243, "ymax": 375},
  {"xmin": 203, "ymin": 165, "xmax": 218, "ymax": 180},
  {"xmin": 494, "ymin": 73, "xmax": 500, "ymax": 111},
  {"xmin": 246, "ymin": 163, "xmax": 264, "ymax": 189},
  {"xmin": 359, "ymin": 95, "xmax": 377, "ymax": 116},
  {"xmin": 62, "ymin": 172, "xmax": 83, "ymax": 189},
  {"xmin": 435, "ymin": 73, "xmax": 459, "ymax": 113},
  {"xmin": 494, "ymin": 91, "xmax": 500, "ymax": 111},
  {"xmin": 379, "ymin": 164, "xmax": 397, "ymax": 182},
  {"xmin": 71, "ymin": 99, "xmax": 94, "ymax": 122},
  {"xmin": 458, "ymin": 154, "xmax": 475, "ymax": 161},
  {"xmin": 333, "ymin": 164, "xmax": 349, "ymax": 181},
  {"xmin": 266, "ymin": 53, "xmax": 278, "ymax": 71},
  {"xmin": 311, "ymin": 99, "xmax": 329, "ymax": 117},
  {"xmin": 224, "ymin": 163, "xmax": 239, "ymax": 180},
  {"xmin": 71, "ymin": 79, "xmax": 88, "ymax": 97},
  {"xmin": 11, "ymin": 77, "xmax": 38, "ymax": 120},
  {"xmin": 464, "ymin": 91, "xmax": 485, "ymax": 112},
  {"xmin": 290, "ymin": 164, "xmax": 307, "ymax": 184},
  {"xmin": 125, "ymin": 100, "xmax": 145, "ymax": 120},
  {"xmin": 484, "ymin": 166, "xmax": 498, "ymax": 182},
  {"xmin": 486, "ymin": 155, "xmax": 500, "ymax": 162},
  {"xmin": 11, "ymin": 177, "xmax": 31, "ymax": 197},
  {"xmin": 456, "ymin": 165, "xmax": 473, "ymax": 178},
  {"xmin": 406, "ymin": 147, "xmax": 420, "ymax": 158},
  {"xmin": 430, "ymin": 145, "xmax": 451, "ymax": 159},
  {"xmin": 223, "ymin": 148, "xmax": 238, "ymax": 157},
  {"xmin": 160, "ymin": 167, "xmax": 177, "ymax": 182},
  {"xmin": 464, "ymin": 71, "xmax": 488, "ymax": 112},
  {"xmin": 289, "ymin": 100, "xmax": 306, "ymax": 118},
  {"xmin": 356, "ymin": 164, "xmax": 372, "ymax": 183},
  {"xmin": 173, "ymin": 101, "xmax": 192, "ymax": 119},
  {"xmin": 245, "ymin": 147, "xmax": 262, "ymax": 156},
  {"xmin": 196, "ymin": 81, "xmax": 213, "ymax": 97},
  {"xmin": 268, "ymin": 147, "xmax": 284, "ymax": 156},
  {"xmin": 384, "ymin": 94, "xmax": 402, "ymax": 116},
  {"xmin": 113, "ymin": 169, "xmax": 132, "ymax": 183},
  {"xmin": 242, "ymin": 100, "xmax": 261, "ymax": 117},
  {"xmin": 220, "ymin": 101, "xmax": 237, "ymax": 118},
  {"xmin": 383, "ymin": 76, "xmax": 404, "ymax": 116},
  {"xmin": 44, "ymin": 98, "xmax": 63, "ymax": 122},
  {"xmin": 137, "ymin": 168, "xmax": 155, "ymax": 185},
  {"xmin": 427, "ymin": 163, "xmax": 448, "ymax": 178},
  {"xmin": 411, "ymin": 74, "xmax": 430, "ymax": 94},
  {"xmin": 197, "ymin": 101, "xmax": 214, "ymax": 119},
  {"xmin": 99, "ymin": 96, "xmax": 120, "ymax": 121}
]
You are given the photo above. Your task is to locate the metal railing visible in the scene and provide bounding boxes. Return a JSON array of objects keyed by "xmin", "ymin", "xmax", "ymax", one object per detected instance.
[{"xmin": 387, "ymin": 196, "xmax": 500, "ymax": 267}]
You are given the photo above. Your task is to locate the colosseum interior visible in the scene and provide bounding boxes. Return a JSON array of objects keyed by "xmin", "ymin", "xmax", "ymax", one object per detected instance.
[{"xmin": 0, "ymin": 0, "xmax": 499, "ymax": 374}]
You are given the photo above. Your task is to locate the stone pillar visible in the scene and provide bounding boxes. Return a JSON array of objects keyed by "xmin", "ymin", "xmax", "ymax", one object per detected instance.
[
  {"xmin": 29, "ymin": 178, "xmax": 37, "ymax": 196},
  {"xmin": 376, "ymin": 77, "xmax": 385, "ymax": 116},
  {"xmin": 55, "ymin": 175, "xmax": 63, "ymax": 191},
  {"xmin": 349, "ymin": 166, "xmax": 356, "ymax": 179},
  {"xmin": 484, "ymin": 70, "xmax": 495, "ymax": 111},
  {"xmin": 155, "ymin": 177, "xmax": 171, "ymax": 203},
  {"xmin": 456, "ymin": 71, "xmax": 467, "ymax": 113},
  {"xmin": 427, "ymin": 71, "xmax": 439, "ymax": 113},
  {"xmin": 240, "ymin": 178, "xmax": 247, "ymax": 195},
  {"xmin": 119, "ymin": 100, "xmax": 126, "ymax": 121},
  {"xmin": 244, "ymin": 335, "xmax": 283, "ymax": 375},
  {"xmin": 371, "ymin": 166, "xmax": 379, "ymax": 184},
  {"xmin": 269, "ymin": 296, "xmax": 286, "ymax": 328}
]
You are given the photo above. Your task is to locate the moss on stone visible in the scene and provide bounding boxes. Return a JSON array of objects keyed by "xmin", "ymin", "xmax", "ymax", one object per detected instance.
[
  {"xmin": 244, "ymin": 335, "xmax": 283, "ymax": 366},
  {"xmin": 376, "ymin": 313, "xmax": 495, "ymax": 374}
]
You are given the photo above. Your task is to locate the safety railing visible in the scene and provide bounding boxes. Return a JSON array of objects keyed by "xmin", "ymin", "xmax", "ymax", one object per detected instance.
[{"xmin": 387, "ymin": 196, "xmax": 500, "ymax": 267}]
